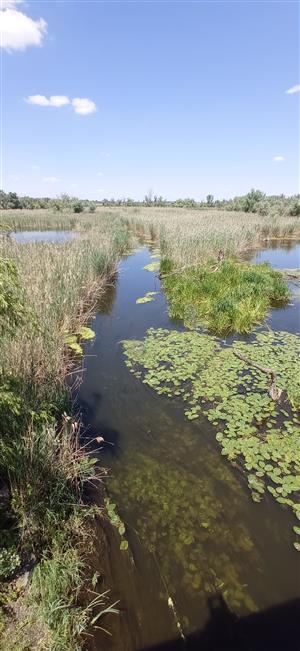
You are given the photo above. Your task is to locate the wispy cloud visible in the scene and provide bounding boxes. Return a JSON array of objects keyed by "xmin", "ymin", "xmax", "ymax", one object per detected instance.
[
  {"xmin": 273, "ymin": 155, "xmax": 285, "ymax": 163},
  {"xmin": 96, "ymin": 171, "xmax": 103, "ymax": 177},
  {"xmin": 72, "ymin": 98, "xmax": 97, "ymax": 115},
  {"xmin": 1, "ymin": 1, "xmax": 47, "ymax": 52},
  {"xmin": 285, "ymin": 84, "xmax": 300, "ymax": 95},
  {"xmin": 42, "ymin": 176, "xmax": 60, "ymax": 183},
  {"xmin": 25, "ymin": 94, "xmax": 97, "ymax": 115},
  {"xmin": 32, "ymin": 164, "xmax": 40, "ymax": 170}
]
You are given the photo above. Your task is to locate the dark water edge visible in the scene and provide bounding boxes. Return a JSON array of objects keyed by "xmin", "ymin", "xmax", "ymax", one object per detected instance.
[{"xmin": 78, "ymin": 244, "xmax": 300, "ymax": 651}]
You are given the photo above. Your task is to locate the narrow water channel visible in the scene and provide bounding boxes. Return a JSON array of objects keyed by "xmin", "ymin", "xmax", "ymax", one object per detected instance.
[{"xmin": 78, "ymin": 244, "xmax": 300, "ymax": 650}]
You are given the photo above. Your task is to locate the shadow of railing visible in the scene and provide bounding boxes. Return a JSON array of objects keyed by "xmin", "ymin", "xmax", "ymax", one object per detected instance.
[{"xmin": 142, "ymin": 595, "xmax": 300, "ymax": 651}]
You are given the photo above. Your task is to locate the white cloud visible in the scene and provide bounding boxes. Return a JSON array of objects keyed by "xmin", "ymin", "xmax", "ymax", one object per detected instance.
[
  {"xmin": 26, "ymin": 95, "xmax": 50, "ymax": 106},
  {"xmin": 26, "ymin": 94, "xmax": 70, "ymax": 107},
  {"xmin": 97, "ymin": 188, "xmax": 104, "ymax": 193},
  {"xmin": 49, "ymin": 95, "xmax": 70, "ymax": 107},
  {"xmin": 32, "ymin": 164, "xmax": 40, "ymax": 170},
  {"xmin": 285, "ymin": 85, "xmax": 300, "ymax": 95},
  {"xmin": 43, "ymin": 176, "xmax": 60, "ymax": 183},
  {"xmin": 0, "ymin": 3, "xmax": 47, "ymax": 52},
  {"xmin": 25, "ymin": 94, "xmax": 96, "ymax": 115},
  {"xmin": 96, "ymin": 171, "xmax": 103, "ymax": 177},
  {"xmin": 273, "ymin": 155, "xmax": 285, "ymax": 163},
  {"xmin": 72, "ymin": 98, "xmax": 97, "ymax": 115}
]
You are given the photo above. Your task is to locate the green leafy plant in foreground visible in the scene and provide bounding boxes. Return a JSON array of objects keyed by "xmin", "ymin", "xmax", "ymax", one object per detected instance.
[
  {"xmin": 29, "ymin": 541, "xmax": 119, "ymax": 650},
  {"xmin": 123, "ymin": 328, "xmax": 300, "ymax": 545},
  {"xmin": 161, "ymin": 258, "xmax": 290, "ymax": 335}
]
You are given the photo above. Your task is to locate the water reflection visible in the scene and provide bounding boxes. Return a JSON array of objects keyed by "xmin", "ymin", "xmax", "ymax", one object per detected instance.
[{"xmin": 250, "ymin": 239, "xmax": 300, "ymax": 269}]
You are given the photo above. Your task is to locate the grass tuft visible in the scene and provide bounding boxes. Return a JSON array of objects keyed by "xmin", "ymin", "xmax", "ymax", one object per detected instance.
[{"xmin": 161, "ymin": 258, "xmax": 290, "ymax": 335}]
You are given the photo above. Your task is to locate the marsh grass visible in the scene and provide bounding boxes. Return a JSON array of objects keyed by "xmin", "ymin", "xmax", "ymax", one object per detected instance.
[
  {"xmin": 161, "ymin": 258, "xmax": 290, "ymax": 334},
  {"xmin": 119, "ymin": 206, "xmax": 300, "ymax": 265},
  {"xmin": 0, "ymin": 210, "xmax": 129, "ymax": 649},
  {"xmin": 0, "ymin": 213, "xmax": 129, "ymax": 414}
]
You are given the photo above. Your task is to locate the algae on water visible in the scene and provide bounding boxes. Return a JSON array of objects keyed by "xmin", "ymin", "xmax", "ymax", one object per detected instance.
[{"xmin": 122, "ymin": 328, "xmax": 300, "ymax": 540}]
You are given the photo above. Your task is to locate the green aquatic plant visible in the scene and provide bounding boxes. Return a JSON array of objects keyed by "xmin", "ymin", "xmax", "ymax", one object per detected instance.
[
  {"xmin": 123, "ymin": 329, "xmax": 300, "ymax": 541},
  {"xmin": 160, "ymin": 258, "xmax": 290, "ymax": 335},
  {"xmin": 109, "ymin": 452, "xmax": 258, "ymax": 616},
  {"xmin": 136, "ymin": 291, "xmax": 158, "ymax": 304},
  {"xmin": 104, "ymin": 497, "xmax": 128, "ymax": 550},
  {"xmin": 64, "ymin": 326, "xmax": 95, "ymax": 355},
  {"xmin": 143, "ymin": 262, "xmax": 160, "ymax": 272}
]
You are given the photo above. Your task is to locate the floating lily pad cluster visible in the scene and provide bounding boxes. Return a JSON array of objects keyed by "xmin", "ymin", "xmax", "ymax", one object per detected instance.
[
  {"xmin": 64, "ymin": 326, "xmax": 95, "ymax": 355},
  {"xmin": 143, "ymin": 262, "xmax": 160, "ymax": 272},
  {"xmin": 136, "ymin": 291, "xmax": 158, "ymax": 304},
  {"xmin": 123, "ymin": 329, "xmax": 300, "ymax": 545}
]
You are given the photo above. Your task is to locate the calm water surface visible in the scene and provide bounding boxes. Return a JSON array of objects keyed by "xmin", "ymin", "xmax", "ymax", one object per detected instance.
[
  {"xmin": 250, "ymin": 240, "xmax": 300, "ymax": 335},
  {"xmin": 251, "ymin": 239, "xmax": 300, "ymax": 269},
  {"xmin": 10, "ymin": 230, "xmax": 78, "ymax": 243},
  {"xmin": 79, "ymin": 244, "xmax": 300, "ymax": 650}
]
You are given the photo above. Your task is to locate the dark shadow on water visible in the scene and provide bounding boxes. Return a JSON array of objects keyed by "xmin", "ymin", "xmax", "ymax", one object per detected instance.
[
  {"xmin": 142, "ymin": 596, "xmax": 300, "ymax": 651},
  {"xmin": 78, "ymin": 396, "xmax": 122, "ymax": 453}
]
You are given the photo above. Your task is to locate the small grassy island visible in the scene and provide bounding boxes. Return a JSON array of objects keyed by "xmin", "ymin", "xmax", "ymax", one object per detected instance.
[{"xmin": 161, "ymin": 258, "xmax": 290, "ymax": 334}]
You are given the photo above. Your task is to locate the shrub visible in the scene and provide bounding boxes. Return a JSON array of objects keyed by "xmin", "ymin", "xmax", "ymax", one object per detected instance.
[{"xmin": 73, "ymin": 202, "xmax": 84, "ymax": 214}]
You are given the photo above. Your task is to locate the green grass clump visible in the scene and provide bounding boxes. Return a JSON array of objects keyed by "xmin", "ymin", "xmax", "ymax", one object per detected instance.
[{"xmin": 161, "ymin": 259, "xmax": 290, "ymax": 335}]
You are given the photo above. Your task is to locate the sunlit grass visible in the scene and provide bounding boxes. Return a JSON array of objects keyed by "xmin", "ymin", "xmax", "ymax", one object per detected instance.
[{"xmin": 161, "ymin": 258, "xmax": 290, "ymax": 334}]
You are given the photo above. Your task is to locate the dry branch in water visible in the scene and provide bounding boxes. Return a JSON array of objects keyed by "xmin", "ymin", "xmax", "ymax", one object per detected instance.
[{"xmin": 233, "ymin": 350, "xmax": 283, "ymax": 401}]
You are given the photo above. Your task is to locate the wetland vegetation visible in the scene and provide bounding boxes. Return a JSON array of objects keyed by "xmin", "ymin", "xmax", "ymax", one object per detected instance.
[
  {"xmin": 0, "ymin": 199, "xmax": 299, "ymax": 650},
  {"xmin": 0, "ymin": 211, "xmax": 129, "ymax": 650}
]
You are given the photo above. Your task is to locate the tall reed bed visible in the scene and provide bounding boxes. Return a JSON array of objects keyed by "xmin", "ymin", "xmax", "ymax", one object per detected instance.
[
  {"xmin": 0, "ymin": 212, "xmax": 129, "ymax": 650},
  {"xmin": 0, "ymin": 214, "xmax": 128, "ymax": 405},
  {"xmin": 0, "ymin": 208, "xmax": 120, "ymax": 233},
  {"xmin": 117, "ymin": 206, "xmax": 300, "ymax": 265}
]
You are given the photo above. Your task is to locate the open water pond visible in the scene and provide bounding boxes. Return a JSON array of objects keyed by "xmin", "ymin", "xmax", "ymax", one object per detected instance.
[
  {"xmin": 251, "ymin": 239, "xmax": 300, "ymax": 269},
  {"xmin": 9, "ymin": 230, "xmax": 78, "ymax": 244},
  {"xmin": 250, "ymin": 240, "xmax": 300, "ymax": 335},
  {"xmin": 78, "ymin": 245, "xmax": 300, "ymax": 651}
]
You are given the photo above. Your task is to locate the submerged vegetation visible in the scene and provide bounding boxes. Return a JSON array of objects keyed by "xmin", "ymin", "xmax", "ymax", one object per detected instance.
[
  {"xmin": 161, "ymin": 258, "xmax": 290, "ymax": 334},
  {"xmin": 123, "ymin": 328, "xmax": 300, "ymax": 541},
  {"xmin": 109, "ymin": 450, "xmax": 259, "ymax": 619}
]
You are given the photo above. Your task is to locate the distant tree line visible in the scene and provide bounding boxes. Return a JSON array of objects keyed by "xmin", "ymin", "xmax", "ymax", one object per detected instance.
[{"xmin": 0, "ymin": 189, "xmax": 299, "ymax": 217}]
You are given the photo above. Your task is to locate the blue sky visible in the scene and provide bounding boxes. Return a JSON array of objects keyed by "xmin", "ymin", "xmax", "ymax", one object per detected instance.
[{"xmin": 2, "ymin": 0, "xmax": 299, "ymax": 199}]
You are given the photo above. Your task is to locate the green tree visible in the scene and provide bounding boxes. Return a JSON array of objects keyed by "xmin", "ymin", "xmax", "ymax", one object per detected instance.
[{"xmin": 243, "ymin": 189, "xmax": 265, "ymax": 213}]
